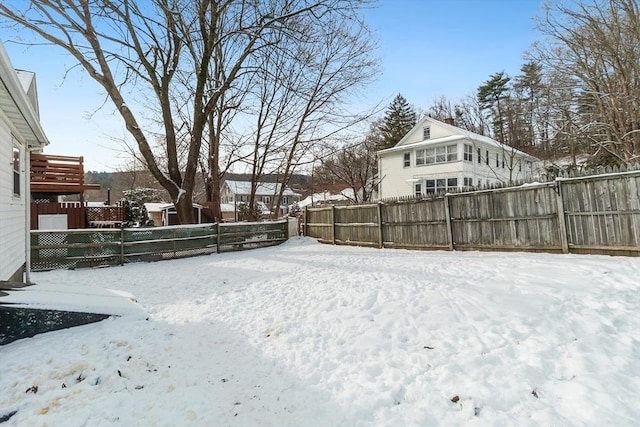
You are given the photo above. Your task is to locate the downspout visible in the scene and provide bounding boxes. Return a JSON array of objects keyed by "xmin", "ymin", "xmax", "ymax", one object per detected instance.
[{"xmin": 25, "ymin": 146, "xmax": 33, "ymax": 284}]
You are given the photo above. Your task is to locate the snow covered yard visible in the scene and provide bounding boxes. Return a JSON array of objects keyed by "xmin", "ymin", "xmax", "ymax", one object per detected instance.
[{"xmin": 1, "ymin": 237, "xmax": 638, "ymax": 426}]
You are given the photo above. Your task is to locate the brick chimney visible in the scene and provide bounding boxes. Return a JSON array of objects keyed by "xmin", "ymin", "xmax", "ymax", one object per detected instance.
[{"xmin": 444, "ymin": 117, "xmax": 455, "ymax": 126}]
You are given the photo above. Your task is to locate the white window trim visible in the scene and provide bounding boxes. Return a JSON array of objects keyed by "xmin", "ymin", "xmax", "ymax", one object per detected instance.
[
  {"xmin": 422, "ymin": 144, "xmax": 458, "ymax": 165},
  {"xmin": 463, "ymin": 144, "xmax": 473, "ymax": 162},
  {"xmin": 424, "ymin": 177, "xmax": 459, "ymax": 194},
  {"xmin": 12, "ymin": 139, "xmax": 21, "ymax": 198}
]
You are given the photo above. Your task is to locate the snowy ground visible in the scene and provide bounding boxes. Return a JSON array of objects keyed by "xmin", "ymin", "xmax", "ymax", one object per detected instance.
[{"xmin": 1, "ymin": 237, "xmax": 638, "ymax": 426}]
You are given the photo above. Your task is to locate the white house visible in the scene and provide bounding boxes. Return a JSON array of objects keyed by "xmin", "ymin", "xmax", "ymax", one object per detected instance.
[
  {"xmin": 221, "ymin": 180, "xmax": 301, "ymax": 218},
  {"xmin": 0, "ymin": 40, "xmax": 49, "ymax": 282},
  {"xmin": 377, "ymin": 116, "xmax": 539, "ymax": 199}
]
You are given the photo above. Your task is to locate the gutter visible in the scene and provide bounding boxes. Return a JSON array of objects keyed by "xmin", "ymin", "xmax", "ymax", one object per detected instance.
[{"xmin": 0, "ymin": 40, "xmax": 49, "ymax": 148}]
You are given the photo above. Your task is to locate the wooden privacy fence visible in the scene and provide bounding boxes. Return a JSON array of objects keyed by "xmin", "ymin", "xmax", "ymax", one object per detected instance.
[
  {"xmin": 302, "ymin": 170, "xmax": 640, "ymax": 257},
  {"xmin": 31, "ymin": 220, "xmax": 289, "ymax": 271},
  {"xmin": 31, "ymin": 202, "xmax": 125, "ymax": 230}
]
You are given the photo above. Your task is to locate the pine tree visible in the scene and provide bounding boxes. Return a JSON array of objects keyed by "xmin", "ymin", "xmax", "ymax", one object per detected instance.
[
  {"xmin": 477, "ymin": 72, "xmax": 511, "ymax": 144},
  {"xmin": 378, "ymin": 94, "xmax": 417, "ymax": 150}
]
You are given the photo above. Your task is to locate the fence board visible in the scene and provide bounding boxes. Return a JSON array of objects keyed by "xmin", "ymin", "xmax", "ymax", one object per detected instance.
[{"xmin": 303, "ymin": 171, "xmax": 639, "ymax": 256}]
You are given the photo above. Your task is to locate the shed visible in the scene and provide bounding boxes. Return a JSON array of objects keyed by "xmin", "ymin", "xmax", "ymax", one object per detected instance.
[{"xmin": 144, "ymin": 203, "xmax": 204, "ymax": 226}]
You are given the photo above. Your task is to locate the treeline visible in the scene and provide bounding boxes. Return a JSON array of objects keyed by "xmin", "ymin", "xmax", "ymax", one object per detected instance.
[
  {"xmin": 428, "ymin": 0, "xmax": 639, "ymax": 168},
  {"xmin": 315, "ymin": 0, "xmax": 639, "ymax": 201},
  {"xmin": 83, "ymin": 171, "xmax": 311, "ymax": 204}
]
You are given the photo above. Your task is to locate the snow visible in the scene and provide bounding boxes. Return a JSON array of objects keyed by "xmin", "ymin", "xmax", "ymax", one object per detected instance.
[
  {"xmin": 1, "ymin": 238, "xmax": 638, "ymax": 426},
  {"xmin": 0, "ymin": 284, "xmax": 145, "ymax": 318},
  {"xmin": 175, "ymin": 189, "xmax": 186, "ymax": 204},
  {"xmin": 224, "ymin": 180, "xmax": 301, "ymax": 197},
  {"xmin": 297, "ymin": 188, "xmax": 356, "ymax": 208}
]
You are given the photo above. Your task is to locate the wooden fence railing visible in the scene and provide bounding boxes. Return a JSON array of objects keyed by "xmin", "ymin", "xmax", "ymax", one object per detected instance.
[
  {"xmin": 302, "ymin": 170, "xmax": 640, "ymax": 257},
  {"xmin": 30, "ymin": 220, "xmax": 289, "ymax": 271}
]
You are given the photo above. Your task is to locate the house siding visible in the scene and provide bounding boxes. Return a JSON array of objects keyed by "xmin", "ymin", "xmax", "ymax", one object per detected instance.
[
  {"xmin": 378, "ymin": 117, "xmax": 538, "ymax": 200},
  {"xmin": 0, "ymin": 119, "xmax": 26, "ymax": 281}
]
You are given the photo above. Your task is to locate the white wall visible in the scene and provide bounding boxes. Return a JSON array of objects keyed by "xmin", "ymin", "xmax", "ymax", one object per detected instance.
[
  {"xmin": 378, "ymin": 140, "xmax": 536, "ymax": 199},
  {"xmin": 378, "ymin": 150, "xmax": 416, "ymax": 199},
  {"xmin": 0, "ymin": 119, "xmax": 26, "ymax": 281}
]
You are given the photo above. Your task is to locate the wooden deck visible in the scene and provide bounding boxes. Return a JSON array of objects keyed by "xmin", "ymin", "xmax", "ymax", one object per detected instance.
[{"xmin": 30, "ymin": 153, "xmax": 100, "ymax": 195}]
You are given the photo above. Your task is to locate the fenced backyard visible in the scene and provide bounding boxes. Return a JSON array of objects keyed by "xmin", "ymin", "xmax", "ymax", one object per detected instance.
[
  {"xmin": 30, "ymin": 220, "xmax": 291, "ymax": 271},
  {"xmin": 302, "ymin": 170, "xmax": 640, "ymax": 257}
]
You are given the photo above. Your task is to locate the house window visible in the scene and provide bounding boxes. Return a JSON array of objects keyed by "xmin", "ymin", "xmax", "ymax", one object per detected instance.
[
  {"xmin": 425, "ymin": 177, "xmax": 458, "ymax": 194},
  {"xmin": 282, "ymin": 196, "xmax": 288, "ymax": 205},
  {"xmin": 485, "ymin": 150, "xmax": 489, "ymax": 165},
  {"xmin": 464, "ymin": 144, "xmax": 473, "ymax": 162},
  {"xmin": 502, "ymin": 154, "xmax": 505, "ymax": 169},
  {"xmin": 403, "ymin": 152, "xmax": 410, "ymax": 167},
  {"xmin": 477, "ymin": 148, "xmax": 481, "ymax": 164},
  {"xmin": 423, "ymin": 127, "xmax": 431, "ymax": 140},
  {"xmin": 425, "ymin": 180, "xmax": 436, "ymax": 193},
  {"xmin": 414, "ymin": 183, "xmax": 422, "ymax": 197},
  {"xmin": 519, "ymin": 161, "xmax": 522, "ymax": 172},
  {"xmin": 463, "ymin": 177, "xmax": 473, "ymax": 188},
  {"xmin": 263, "ymin": 196, "xmax": 270, "ymax": 204},
  {"xmin": 415, "ymin": 149, "xmax": 425, "ymax": 166},
  {"xmin": 446, "ymin": 145, "xmax": 457, "ymax": 161},
  {"xmin": 496, "ymin": 153, "xmax": 499, "ymax": 167},
  {"xmin": 12, "ymin": 142, "xmax": 20, "ymax": 197},
  {"xmin": 425, "ymin": 144, "xmax": 457, "ymax": 164}
]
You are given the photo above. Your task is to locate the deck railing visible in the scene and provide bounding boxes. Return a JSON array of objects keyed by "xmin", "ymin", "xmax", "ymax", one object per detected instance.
[{"xmin": 30, "ymin": 153, "xmax": 99, "ymax": 194}]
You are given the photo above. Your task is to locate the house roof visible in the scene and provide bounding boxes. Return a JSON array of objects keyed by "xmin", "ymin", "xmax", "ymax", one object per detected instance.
[
  {"xmin": 378, "ymin": 116, "xmax": 538, "ymax": 160},
  {"xmin": 144, "ymin": 202, "xmax": 203, "ymax": 213},
  {"xmin": 223, "ymin": 180, "xmax": 301, "ymax": 197},
  {"xmin": 0, "ymin": 40, "xmax": 49, "ymax": 149},
  {"xmin": 297, "ymin": 187, "xmax": 357, "ymax": 208}
]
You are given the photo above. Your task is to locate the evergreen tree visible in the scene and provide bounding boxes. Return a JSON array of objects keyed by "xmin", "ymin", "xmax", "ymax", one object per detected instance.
[
  {"xmin": 378, "ymin": 94, "xmax": 417, "ymax": 150},
  {"xmin": 120, "ymin": 188, "xmax": 162, "ymax": 226},
  {"xmin": 477, "ymin": 72, "xmax": 511, "ymax": 144}
]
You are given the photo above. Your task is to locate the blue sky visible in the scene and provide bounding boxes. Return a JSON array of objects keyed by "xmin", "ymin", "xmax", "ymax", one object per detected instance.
[
  {"xmin": 3, "ymin": 0, "xmax": 543, "ymax": 172},
  {"xmin": 363, "ymin": 0, "xmax": 543, "ymax": 107}
]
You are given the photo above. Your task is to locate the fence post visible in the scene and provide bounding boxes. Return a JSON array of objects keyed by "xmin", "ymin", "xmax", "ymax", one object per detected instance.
[
  {"xmin": 444, "ymin": 195, "xmax": 454, "ymax": 251},
  {"xmin": 303, "ymin": 207, "xmax": 308, "ymax": 237},
  {"xmin": 377, "ymin": 202, "xmax": 384, "ymax": 249},
  {"xmin": 284, "ymin": 218, "xmax": 289, "ymax": 240},
  {"xmin": 120, "ymin": 228, "xmax": 125, "ymax": 266},
  {"xmin": 555, "ymin": 180, "xmax": 570, "ymax": 254},
  {"xmin": 331, "ymin": 205, "xmax": 336, "ymax": 245},
  {"xmin": 216, "ymin": 222, "xmax": 221, "ymax": 254}
]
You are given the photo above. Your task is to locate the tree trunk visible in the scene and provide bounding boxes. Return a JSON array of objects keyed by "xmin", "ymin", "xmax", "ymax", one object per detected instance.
[{"xmin": 174, "ymin": 191, "xmax": 195, "ymax": 224}]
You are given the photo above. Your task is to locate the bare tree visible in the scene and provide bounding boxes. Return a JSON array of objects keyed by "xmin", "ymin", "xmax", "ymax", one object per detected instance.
[
  {"xmin": 256, "ymin": 10, "xmax": 379, "ymax": 217},
  {"xmin": 0, "ymin": 0, "xmax": 373, "ymax": 223},
  {"xmin": 315, "ymin": 120, "xmax": 380, "ymax": 203},
  {"xmin": 531, "ymin": 0, "xmax": 640, "ymax": 165},
  {"xmin": 426, "ymin": 94, "xmax": 490, "ymax": 135}
]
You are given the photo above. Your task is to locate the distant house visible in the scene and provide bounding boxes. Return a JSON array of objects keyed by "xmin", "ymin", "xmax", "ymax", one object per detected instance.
[
  {"xmin": 0, "ymin": 40, "xmax": 49, "ymax": 282},
  {"xmin": 220, "ymin": 180, "xmax": 301, "ymax": 219},
  {"xmin": 377, "ymin": 116, "xmax": 539, "ymax": 199},
  {"xmin": 144, "ymin": 202, "xmax": 204, "ymax": 226}
]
